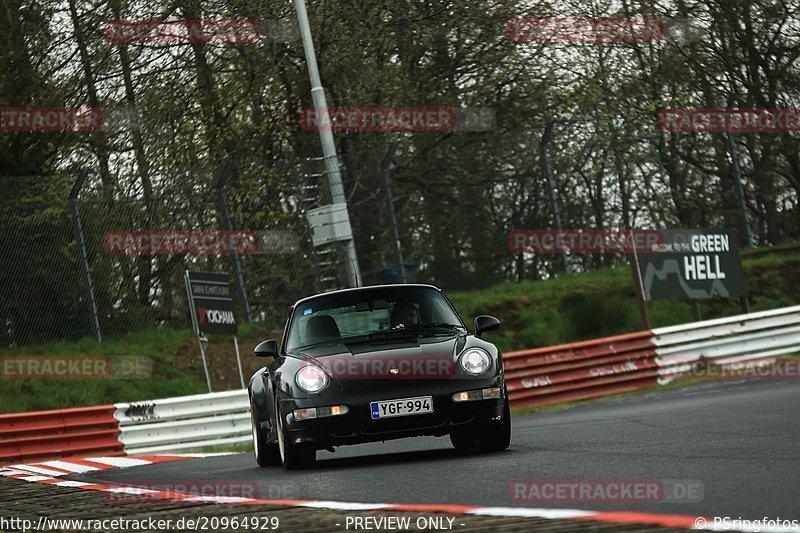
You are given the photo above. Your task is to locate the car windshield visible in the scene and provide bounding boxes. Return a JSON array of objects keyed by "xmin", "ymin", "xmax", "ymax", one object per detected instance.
[{"xmin": 285, "ymin": 286, "xmax": 464, "ymax": 351}]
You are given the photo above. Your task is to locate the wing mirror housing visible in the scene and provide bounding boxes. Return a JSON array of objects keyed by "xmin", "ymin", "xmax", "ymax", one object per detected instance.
[
  {"xmin": 474, "ymin": 315, "xmax": 500, "ymax": 337},
  {"xmin": 254, "ymin": 339, "xmax": 278, "ymax": 359}
]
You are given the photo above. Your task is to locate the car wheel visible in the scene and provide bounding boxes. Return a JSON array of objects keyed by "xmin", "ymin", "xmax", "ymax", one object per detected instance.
[
  {"xmin": 275, "ymin": 395, "xmax": 316, "ymax": 470},
  {"xmin": 251, "ymin": 404, "xmax": 280, "ymax": 467},
  {"xmin": 477, "ymin": 387, "xmax": 511, "ymax": 452}
]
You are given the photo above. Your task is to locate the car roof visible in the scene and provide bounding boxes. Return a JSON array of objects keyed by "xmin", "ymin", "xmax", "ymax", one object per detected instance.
[{"xmin": 292, "ymin": 283, "xmax": 442, "ymax": 308}]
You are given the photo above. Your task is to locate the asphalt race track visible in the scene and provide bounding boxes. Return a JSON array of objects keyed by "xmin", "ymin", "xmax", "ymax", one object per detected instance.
[{"xmin": 75, "ymin": 379, "xmax": 800, "ymax": 521}]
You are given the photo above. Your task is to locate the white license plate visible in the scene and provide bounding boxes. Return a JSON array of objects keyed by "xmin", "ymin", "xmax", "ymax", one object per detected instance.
[{"xmin": 370, "ymin": 396, "xmax": 433, "ymax": 419}]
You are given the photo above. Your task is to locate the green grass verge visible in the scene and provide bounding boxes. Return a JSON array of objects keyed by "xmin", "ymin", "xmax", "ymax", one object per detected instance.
[
  {"xmin": 192, "ymin": 442, "xmax": 254, "ymax": 455},
  {"xmin": 0, "ymin": 322, "xmax": 273, "ymax": 413}
]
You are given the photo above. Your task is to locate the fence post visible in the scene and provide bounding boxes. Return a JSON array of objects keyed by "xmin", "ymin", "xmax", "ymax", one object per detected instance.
[
  {"xmin": 541, "ymin": 121, "xmax": 569, "ymax": 273},
  {"xmin": 726, "ymin": 95, "xmax": 753, "ymax": 248},
  {"xmin": 69, "ymin": 170, "xmax": 101, "ymax": 341},
  {"xmin": 379, "ymin": 141, "xmax": 406, "ymax": 283},
  {"xmin": 215, "ymin": 161, "xmax": 251, "ymax": 322},
  {"xmin": 627, "ymin": 230, "xmax": 651, "ymax": 330}
]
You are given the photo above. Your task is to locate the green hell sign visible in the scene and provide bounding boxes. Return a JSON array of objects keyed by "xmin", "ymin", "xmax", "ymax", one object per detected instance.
[{"xmin": 636, "ymin": 229, "xmax": 748, "ymax": 301}]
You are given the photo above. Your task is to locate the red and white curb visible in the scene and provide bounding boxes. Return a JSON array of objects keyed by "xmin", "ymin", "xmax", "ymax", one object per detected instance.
[{"xmin": 2, "ymin": 455, "xmax": 797, "ymax": 532}]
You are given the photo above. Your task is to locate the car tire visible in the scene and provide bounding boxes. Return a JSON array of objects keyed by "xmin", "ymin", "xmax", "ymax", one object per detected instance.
[
  {"xmin": 251, "ymin": 404, "xmax": 280, "ymax": 467},
  {"xmin": 477, "ymin": 387, "xmax": 511, "ymax": 452},
  {"xmin": 275, "ymin": 395, "xmax": 316, "ymax": 470},
  {"xmin": 449, "ymin": 430, "xmax": 479, "ymax": 450}
]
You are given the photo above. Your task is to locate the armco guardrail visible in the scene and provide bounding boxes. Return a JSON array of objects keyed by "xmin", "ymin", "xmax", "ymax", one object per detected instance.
[
  {"xmin": 505, "ymin": 304, "xmax": 800, "ymax": 408},
  {"xmin": 114, "ymin": 390, "xmax": 250, "ymax": 455},
  {"xmin": 1, "ymin": 305, "xmax": 799, "ymax": 463},
  {"xmin": 0, "ymin": 391, "xmax": 250, "ymax": 463},
  {"xmin": 504, "ymin": 331, "xmax": 660, "ymax": 408},
  {"xmin": 0, "ymin": 405, "xmax": 123, "ymax": 462}
]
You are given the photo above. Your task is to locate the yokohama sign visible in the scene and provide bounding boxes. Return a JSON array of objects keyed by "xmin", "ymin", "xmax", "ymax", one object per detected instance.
[
  {"xmin": 198, "ymin": 307, "xmax": 235, "ymax": 326},
  {"xmin": 184, "ymin": 271, "xmax": 237, "ymax": 336}
]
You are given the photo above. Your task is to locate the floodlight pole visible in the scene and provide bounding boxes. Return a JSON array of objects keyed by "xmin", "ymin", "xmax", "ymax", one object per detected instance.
[{"xmin": 294, "ymin": 0, "xmax": 361, "ymax": 288}]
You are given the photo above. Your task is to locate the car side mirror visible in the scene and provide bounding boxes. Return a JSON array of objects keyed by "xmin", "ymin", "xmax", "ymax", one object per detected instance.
[
  {"xmin": 474, "ymin": 315, "xmax": 500, "ymax": 337},
  {"xmin": 254, "ymin": 339, "xmax": 278, "ymax": 359}
]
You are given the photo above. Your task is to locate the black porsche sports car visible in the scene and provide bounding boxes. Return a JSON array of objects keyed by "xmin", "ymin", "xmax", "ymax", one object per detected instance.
[{"xmin": 248, "ymin": 284, "xmax": 510, "ymax": 469}]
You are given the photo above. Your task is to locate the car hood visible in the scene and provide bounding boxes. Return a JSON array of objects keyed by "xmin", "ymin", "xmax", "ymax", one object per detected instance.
[{"xmin": 287, "ymin": 333, "xmax": 469, "ymax": 382}]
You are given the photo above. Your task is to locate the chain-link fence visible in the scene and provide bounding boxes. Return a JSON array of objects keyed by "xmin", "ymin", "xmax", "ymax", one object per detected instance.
[
  {"xmin": 0, "ymin": 155, "xmax": 357, "ymax": 346},
  {"xmin": 0, "ymin": 174, "xmax": 89, "ymax": 347}
]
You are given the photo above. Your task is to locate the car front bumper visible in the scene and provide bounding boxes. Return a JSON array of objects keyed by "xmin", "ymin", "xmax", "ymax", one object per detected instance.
[{"xmin": 278, "ymin": 376, "xmax": 506, "ymax": 449}]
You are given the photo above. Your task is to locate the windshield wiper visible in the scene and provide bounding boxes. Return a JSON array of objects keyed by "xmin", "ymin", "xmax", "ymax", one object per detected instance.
[
  {"xmin": 375, "ymin": 323, "xmax": 466, "ymax": 338},
  {"xmin": 406, "ymin": 322, "xmax": 465, "ymax": 331},
  {"xmin": 366, "ymin": 328, "xmax": 416, "ymax": 341},
  {"xmin": 297, "ymin": 324, "xmax": 465, "ymax": 347},
  {"xmin": 293, "ymin": 334, "xmax": 372, "ymax": 350}
]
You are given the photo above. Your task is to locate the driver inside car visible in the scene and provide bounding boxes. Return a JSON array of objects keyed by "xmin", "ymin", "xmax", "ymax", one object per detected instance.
[{"xmin": 390, "ymin": 301, "xmax": 420, "ymax": 329}]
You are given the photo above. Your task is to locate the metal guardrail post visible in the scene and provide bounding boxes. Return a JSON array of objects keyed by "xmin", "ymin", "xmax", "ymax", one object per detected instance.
[{"xmin": 69, "ymin": 169, "xmax": 101, "ymax": 341}]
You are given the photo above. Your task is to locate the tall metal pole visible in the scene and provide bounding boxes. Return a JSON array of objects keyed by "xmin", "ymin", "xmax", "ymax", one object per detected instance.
[
  {"xmin": 184, "ymin": 271, "xmax": 212, "ymax": 392},
  {"xmin": 379, "ymin": 141, "xmax": 406, "ymax": 283},
  {"xmin": 294, "ymin": 0, "xmax": 361, "ymax": 287},
  {"xmin": 233, "ymin": 335, "xmax": 245, "ymax": 389},
  {"xmin": 215, "ymin": 161, "xmax": 251, "ymax": 322},
  {"xmin": 69, "ymin": 169, "xmax": 101, "ymax": 341},
  {"xmin": 197, "ymin": 333, "xmax": 212, "ymax": 393},
  {"xmin": 540, "ymin": 121, "xmax": 568, "ymax": 273},
  {"xmin": 627, "ymin": 230, "xmax": 651, "ymax": 330},
  {"xmin": 726, "ymin": 95, "xmax": 753, "ymax": 248}
]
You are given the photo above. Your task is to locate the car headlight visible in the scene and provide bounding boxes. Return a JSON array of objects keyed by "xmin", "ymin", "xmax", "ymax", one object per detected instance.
[
  {"xmin": 296, "ymin": 365, "xmax": 329, "ymax": 393},
  {"xmin": 459, "ymin": 348, "xmax": 491, "ymax": 374}
]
